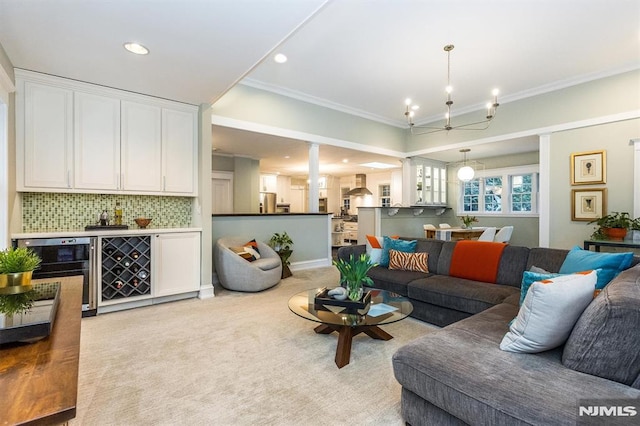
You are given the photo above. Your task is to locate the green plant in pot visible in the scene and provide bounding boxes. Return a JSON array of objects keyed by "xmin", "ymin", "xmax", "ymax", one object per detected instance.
[
  {"xmin": 333, "ymin": 253, "xmax": 376, "ymax": 301},
  {"xmin": 269, "ymin": 231, "xmax": 294, "ymax": 278},
  {"xmin": 588, "ymin": 211, "xmax": 632, "ymax": 241},
  {"xmin": 459, "ymin": 215, "xmax": 478, "ymax": 229},
  {"xmin": 0, "ymin": 247, "xmax": 42, "ymax": 317}
]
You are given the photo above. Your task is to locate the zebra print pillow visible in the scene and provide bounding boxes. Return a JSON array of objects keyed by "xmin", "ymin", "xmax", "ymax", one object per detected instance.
[{"xmin": 388, "ymin": 249, "xmax": 429, "ymax": 273}]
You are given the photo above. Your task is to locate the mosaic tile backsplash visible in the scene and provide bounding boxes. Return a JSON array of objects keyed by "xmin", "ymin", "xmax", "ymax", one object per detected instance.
[{"xmin": 22, "ymin": 193, "xmax": 193, "ymax": 232}]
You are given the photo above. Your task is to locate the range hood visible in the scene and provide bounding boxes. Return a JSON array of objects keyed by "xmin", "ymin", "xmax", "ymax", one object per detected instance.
[{"xmin": 346, "ymin": 174, "xmax": 372, "ymax": 196}]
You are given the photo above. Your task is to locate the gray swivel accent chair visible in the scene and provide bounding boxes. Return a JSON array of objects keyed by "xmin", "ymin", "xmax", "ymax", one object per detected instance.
[{"xmin": 214, "ymin": 236, "xmax": 282, "ymax": 292}]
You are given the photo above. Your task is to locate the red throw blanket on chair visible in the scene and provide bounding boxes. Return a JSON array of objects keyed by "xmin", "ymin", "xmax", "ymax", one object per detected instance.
[{"xmin": 449, "ymin": 240, "xmax": 507, "ymax": 283}]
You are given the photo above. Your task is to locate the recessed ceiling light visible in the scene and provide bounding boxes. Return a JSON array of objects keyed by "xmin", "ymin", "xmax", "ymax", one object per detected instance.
[
  {"xmin": 124, "ymin": 42, "xmax": 149, "ymax": 55},
  {"xmin": 274, "ymin": 53, "xmax": 287, "ymax": 63},
  {"xmin": 342, "ymin": 159, "xmax": 349, "ymax": 163}
]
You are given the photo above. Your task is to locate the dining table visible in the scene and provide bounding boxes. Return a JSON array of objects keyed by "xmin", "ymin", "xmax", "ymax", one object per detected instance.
[{"xmin": 424, "ymin": 227, "xmax": 491, "ymax": 241}]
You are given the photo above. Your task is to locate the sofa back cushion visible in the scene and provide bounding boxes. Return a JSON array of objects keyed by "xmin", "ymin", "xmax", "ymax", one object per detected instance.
[
  {"xmin": 406, "ymin": 238, "xmax": 444, "ymax": 274},
  {"xmin": 449, "ymin": 241, "xmax": 507, "ymax": 283},
  {"xmin": 437, "ymin": 242, "xmax": 529, "ymax": 287},
  {"xmin": 526, "ymin": 247, "xmax": 569, "ymax": 273},
  {"xmin": 562, "ymin": 264, "xmax": 640, "ymax": 388}
]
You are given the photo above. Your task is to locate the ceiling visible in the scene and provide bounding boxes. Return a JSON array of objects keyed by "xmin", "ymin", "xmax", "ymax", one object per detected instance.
[{"xmin": 1, "ymin": 0, "xmax": 638, "ymax": 177}]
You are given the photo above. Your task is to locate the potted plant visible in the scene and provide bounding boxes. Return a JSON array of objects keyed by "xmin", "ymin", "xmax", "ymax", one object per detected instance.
[
  {"xmin": 269, "ymin": 231, "xmax": 294, "ymax": 278},
  {"xmin": 0, "ymin": 247, "xmax": 42, "ymax": 320},
  {"xmin": 588, "ymin": 211, "xmax": 632, "ymax": 241},
  {"xmin": 333, "ymin": 253, "xmax": 376, "ymax": 301},
  {"xmin": 459, "ymin": 215, "xmax": 478, "ymax": 229}
]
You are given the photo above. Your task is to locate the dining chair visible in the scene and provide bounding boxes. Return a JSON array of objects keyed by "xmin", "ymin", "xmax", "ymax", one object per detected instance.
[
  {"xmin": 477, "ymin": 227, "xmax": 497, "ymax": 241},
  {"xmin": 439, "ymin": 223, "xmax": 451, "ymax": 229},
  {"xmin": 493, "ymin": 226, "xmax": 514, "ymax": 243}
]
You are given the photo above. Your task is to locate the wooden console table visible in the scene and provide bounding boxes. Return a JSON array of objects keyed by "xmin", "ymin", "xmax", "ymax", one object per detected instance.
[
  {"xmin": 0, "ymin": 278, "xmax": 82, "ymax": 425},
  {"xmin": 583, "ymin": 239, "xmax": 640, "ymax": 252}
]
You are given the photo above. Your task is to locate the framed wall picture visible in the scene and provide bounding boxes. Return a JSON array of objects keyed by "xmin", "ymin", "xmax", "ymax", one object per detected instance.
[
  {"xmin": 570, "ymin": 150, "xmax": 606, "ymax": 185},
  {"xmin": 571, "ymin": 188, "xmax": 607, "ymax": 221}
]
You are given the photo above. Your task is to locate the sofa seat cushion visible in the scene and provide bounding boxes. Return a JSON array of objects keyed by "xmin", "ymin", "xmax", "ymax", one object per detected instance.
[
  {"xmin": 407, "ymin": 275, "xmax": 519, "ymax": 315},
  {"xmin": 392, "ymin": 303, "xmax": 640, "ymax": 426},
  {"xmin": 366, "ymin": 266, "xmax": 431, "ymax": 296},
  {"xmin": 562, "ymin": 264, "xmax": 640, "ymax": 388},
  {"xmin": 252, "ymin": 257, "xmax": 281, "ymax": 271}
]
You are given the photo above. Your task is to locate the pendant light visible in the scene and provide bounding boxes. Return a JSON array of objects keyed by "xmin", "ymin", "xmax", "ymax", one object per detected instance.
[{"xmin": 457, "ymin": 149, "xmax": 475, "ymax": 182}]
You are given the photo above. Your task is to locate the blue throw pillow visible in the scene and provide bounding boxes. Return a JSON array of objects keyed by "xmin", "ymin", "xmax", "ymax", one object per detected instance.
[
  {"xmin": 520, "ymin": 271, "xmax": 562, "ymax": 305},
  {"xmin": 559, "ymin": 246, "xmax": 633, "ymax": 289},
  {"xmin": 380, "ymin": 237, "xmax": 417, "ymax": 267}
]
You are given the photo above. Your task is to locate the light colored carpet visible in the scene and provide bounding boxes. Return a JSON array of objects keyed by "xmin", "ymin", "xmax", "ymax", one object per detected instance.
[{"xmin": 70, "ymin": 267, "xmax": 436, "ymax": 426}]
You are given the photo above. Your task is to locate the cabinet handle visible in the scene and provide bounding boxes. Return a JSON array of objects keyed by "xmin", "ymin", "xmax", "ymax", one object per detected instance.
[
  {"xmin": 163, "ymin": 176, "xmax": 166, "ymax": 191},
  {"xmin": 67, "ymin": 170, "xmax": 71, "ymax": 188}
]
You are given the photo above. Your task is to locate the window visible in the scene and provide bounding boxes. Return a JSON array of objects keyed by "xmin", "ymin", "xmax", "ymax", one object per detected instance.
[
  {"xmin": 484, "ymin": 177, "xmax": 502, "ymax": 212},
  {"xmin": 379, "ymin": 184, "xmax": 391, "ymax": 207},
  {"xmin": 462, "ymin": 180, "xmax": 480, "ymax": 212},
  {"xmin": 511, "ymin": 174, "xmax": 533, "ymax": 212},
  {"xmin": 459, "ymin": 165, "xmax": 539, "ymax": 215}
]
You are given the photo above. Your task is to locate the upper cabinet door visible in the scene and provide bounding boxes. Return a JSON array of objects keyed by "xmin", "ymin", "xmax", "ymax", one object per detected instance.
[
  {"xmin": 21, "ymin": 82, "xmax": 73, "ymax": 189},
  {"xmin": 74, "ymin": 92, "xmax": 121, "ymax": 190},
  {"xmin": 162, "ymin": 108, "xmax": 197, "ymax": 195},
  {"xmin": 121, "ymin": 101, "xmax": 162, "ymax": 192}
]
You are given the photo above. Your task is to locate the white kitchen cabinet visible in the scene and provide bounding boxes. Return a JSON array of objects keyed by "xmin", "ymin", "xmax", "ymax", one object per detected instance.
[
  {"xmin": 16, "ymin": 70, "xmax": 198, "ymax": 196},
  {"xmin": 74, "ymin": 91, "xmax": 121, "ymax": 190},
  {"xmin": 19, "ymin": 81, "xmax": 73, "ymax": 189},
  {"xmin": 121, "ymin": 101, "xmax": 163, "ymax": 192},
  {"xmin": 153, "ymin": 232, "xmax": 201, "ymax": 297},
  {"xmin": 162, "ymin": 108, "xmax": 197, "ymax": 194}
]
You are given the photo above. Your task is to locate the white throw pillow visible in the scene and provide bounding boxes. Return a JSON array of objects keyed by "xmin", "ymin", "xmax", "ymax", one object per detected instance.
[{"xmin": 500, "ymin": 270, "xmax": 597, "ymax": 353}]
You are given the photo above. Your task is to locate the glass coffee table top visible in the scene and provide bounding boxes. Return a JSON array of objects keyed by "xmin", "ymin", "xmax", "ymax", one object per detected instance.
[
  {"xmin": 288, "ymin": 288, "xmax": 414, "ymax": 368},
  {"xmin": 288, "ymin": 287, "xmax": 413, "ymax": 326}
]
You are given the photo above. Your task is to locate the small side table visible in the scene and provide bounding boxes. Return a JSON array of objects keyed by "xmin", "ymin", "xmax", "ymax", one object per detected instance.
[{"xmin": 584, "ymin": 239, "xmax": 640, "ymax": 252}]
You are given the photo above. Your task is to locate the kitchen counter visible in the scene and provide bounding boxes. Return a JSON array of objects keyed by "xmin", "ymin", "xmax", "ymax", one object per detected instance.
[
  {"xmin": 0, "ymin": 277, "xmax": 82, "ymax": 425},
  {"xmin": 12, "ymin": 227, "xmax": 202, "ymax": 240}
]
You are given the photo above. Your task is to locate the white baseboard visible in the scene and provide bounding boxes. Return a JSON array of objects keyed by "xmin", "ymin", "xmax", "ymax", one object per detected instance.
[{"xmin": 290, "ymin": 257, "xmax": 332, "ymax": 271}]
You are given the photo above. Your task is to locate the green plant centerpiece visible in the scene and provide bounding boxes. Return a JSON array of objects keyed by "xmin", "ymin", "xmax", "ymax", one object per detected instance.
[
  {"xmin": 333, "ymin": 253, "xmax": 376, "ymax": 301},
  {"xmin": 0, "ymin": 247, "xmax": 42, "ymax": 317},
  {"xmin": 588, "ymin": 211, "xmax": 632, "ymax": 241},
  {"xmin": 269, "ymin": 231, "xmax": 294, "ymax": 278},
  {"xmin": 459, "ymin": 215, "xmax": 478, "ymax": 229}
]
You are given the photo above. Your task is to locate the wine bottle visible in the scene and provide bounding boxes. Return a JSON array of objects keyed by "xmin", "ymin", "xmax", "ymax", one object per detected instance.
[
  {"xmin": 132, "ymin": 278, "xmax": 139, "ymax": 287},
  {"xmin": 115, "ymin": 252, "xmax": 123, "ymax": 261},
  {"xmin": 114, "ymin": 267, "xmax": 123, "ymax": 275},
  {"xmin": 131, "ymin": 251, "xmax": 139, "ymax": 259},
  {"xmin": 132, "ymin": 265, "xmax": 139, "ymax": 273},
  {"xmin": 124, "ymin": 260, "xmax": 131, "ymax": 267}
]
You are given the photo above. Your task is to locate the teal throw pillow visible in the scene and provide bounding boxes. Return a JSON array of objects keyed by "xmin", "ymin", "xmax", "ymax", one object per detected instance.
[
  {"xmin": 559, "ymin": 246, "xmax": 633, "ymax": 289},
  {"xmin": 520, "ymin": 271, "xmax": 562, "ymax": 305},
  {"xmin": 380, "ymin": 237, "xmax": 416, "ymax": 267}
]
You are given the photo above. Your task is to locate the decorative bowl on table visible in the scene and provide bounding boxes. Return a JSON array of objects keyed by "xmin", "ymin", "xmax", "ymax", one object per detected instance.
[{"xmin": 134, "ymin": 217, "xmax": 152, "ymax": 228}]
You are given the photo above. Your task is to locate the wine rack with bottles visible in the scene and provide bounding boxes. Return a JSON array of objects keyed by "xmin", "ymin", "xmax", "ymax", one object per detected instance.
[{"xmin": 101, "ymin": 236, "xmax": 151, "ymax": 301}]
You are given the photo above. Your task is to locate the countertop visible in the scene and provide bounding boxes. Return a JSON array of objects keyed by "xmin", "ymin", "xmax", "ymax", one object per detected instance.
[
  {"xmin": 0, "ymin": 277, "xmax": 82, "ymax": 425},
  {"xmin": 12, "ymin": 227, "xmax": 202, "ymax": 240}
]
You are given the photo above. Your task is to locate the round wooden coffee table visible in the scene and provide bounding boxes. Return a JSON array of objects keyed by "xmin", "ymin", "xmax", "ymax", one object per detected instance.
[{"xmin": 288, "ymin": 288, "xmax": 413, "ymax": 368}]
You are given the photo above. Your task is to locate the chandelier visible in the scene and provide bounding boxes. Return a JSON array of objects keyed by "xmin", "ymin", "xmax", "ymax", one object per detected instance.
[{"xmin": 404, "ymin": 44, "xmax": 499, "ymax": 135}]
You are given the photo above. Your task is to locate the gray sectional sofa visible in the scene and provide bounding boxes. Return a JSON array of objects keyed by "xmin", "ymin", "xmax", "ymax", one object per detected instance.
[{"xmin": 337, "ymin": 239, "xmax": 640, "ymax": 425}]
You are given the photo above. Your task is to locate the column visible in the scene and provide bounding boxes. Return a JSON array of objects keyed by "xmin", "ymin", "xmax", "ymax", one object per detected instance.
[
  {"xmin": 401, "ymin": 158, "xmax": 412, "ymax": 206},
  {"xmin": 308, "ymin": 142, "xmax": 320, "ymax": 213},
  {"xmin": 633, "ymin": 139, "xmax": 640, "ymax": 218},
  {"xmin": 538, "ymin": 133, "xmax": 551, "ymax": 248}
]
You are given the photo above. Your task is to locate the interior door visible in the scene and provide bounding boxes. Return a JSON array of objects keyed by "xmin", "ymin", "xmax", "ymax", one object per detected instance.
[{"xmin": 211, "ymin": 172, "xmax": 233, "ymax": 214}]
